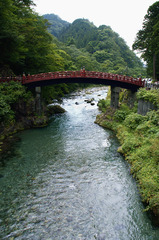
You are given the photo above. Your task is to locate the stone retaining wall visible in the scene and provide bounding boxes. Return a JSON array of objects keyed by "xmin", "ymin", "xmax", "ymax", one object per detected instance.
[{"xmin": 138, "ymin": 99, "xmax": 157, "ymax": 115}]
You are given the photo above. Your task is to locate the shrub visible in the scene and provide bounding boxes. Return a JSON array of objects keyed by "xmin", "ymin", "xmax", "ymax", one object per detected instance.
[
  {"xmin": 136, "ymin": 121, "xmax": 158, "ymax": 136},
  {"xmin": 121, "ymin": 135, "xmax": 141, "ymax": 154},
  {"xmin": 0, "ymin": 82, "xmax": 32, "ymax": 124},
  {"xmin": 146, "ymin": 110, "xmax": 159, "ymax": 126},
  {"xmin": 97, "ymin": 99, "xmax": 110, "ymax": 112},
  {"xmin": 124, "ymin": 113, "xmax": 145, "ymax": 129},
  {"xmin": 0, "ymin": 98, "xmax": 14, "ymax": 122},
  {"xmin": 114, "ymin": 110, "xmax": 128, "ymax": 122},
  {"xmin": 137, "ymin": 88, "xmax": 159, "ymax": 107}
]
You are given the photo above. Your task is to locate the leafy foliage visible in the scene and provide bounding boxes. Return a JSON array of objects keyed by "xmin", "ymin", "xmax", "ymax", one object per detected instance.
[
  {"xmin": 146, "ymin": 110, "xmax": 159, "ymax": 126},
  {"xmin": 97, "ymin": 99, "xmax": 110, "ymax": 112},
  {"xmin": 0, "ymin": 81, "xmax": 32, "ymax": 123},
  {"xmin": 137, "ymin": 88, "xmax": 159, "ymax": 107},
  {"xmin": 114, "ymin": 103, "xmax": 132, "ymax": 122},
  {"xmin": 133, "ymin": 2, "xmax": 159, "ymax": 79},
  {"xmin": 124, "ymin": 113, "xmax": 145, "ymax": 129},
  {"xmin": 0, "ymin": 0, "xmax": 70, "ymax": 75},
  {"xmin": 114, "ymin": 110, "xmax": 129, "ymax": 122}
]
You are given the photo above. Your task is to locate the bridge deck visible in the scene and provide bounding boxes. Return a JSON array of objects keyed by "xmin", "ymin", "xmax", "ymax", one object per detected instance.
[
  {"xmin": 24, "ymin": 70, "xmax": 143, "ymax": 85},
  {"xmin": 0, "ymin": 70, "xmax": 144, "ymax": 90}
]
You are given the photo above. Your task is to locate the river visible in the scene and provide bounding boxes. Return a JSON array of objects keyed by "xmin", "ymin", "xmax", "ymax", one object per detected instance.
[{"xmin": 0, "ymin": 87, "xmax": 158, "ymax": 240}]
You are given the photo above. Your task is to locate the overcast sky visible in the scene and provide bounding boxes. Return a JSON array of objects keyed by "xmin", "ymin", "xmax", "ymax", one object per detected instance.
[{"xmin": 34, "ymin": 0, "xmax": 157, "ymax": 49}]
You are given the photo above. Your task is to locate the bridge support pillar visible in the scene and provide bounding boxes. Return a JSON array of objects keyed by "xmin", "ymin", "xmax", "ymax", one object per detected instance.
[
  {"xmin": 35, "ymin": 86, "xmax": 42, "ymax": 115},
  {"xmin": 127, "ymin": 91, "xmax": 136, "ymax": 108},
  {"xmin": 110, "ymin": 86, "xmax": 120, "ymax": 109}
]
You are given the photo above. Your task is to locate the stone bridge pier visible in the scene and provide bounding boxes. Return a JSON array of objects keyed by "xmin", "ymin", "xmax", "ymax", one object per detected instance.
[
  {"xmin": 34, "ymin": 86, "xmax": 137, "ymax": 114},
  {"xmin": 110, "ymin": 86, "xmax": 120, "ymax": 108},
  {"xmin": 35, "ymin": 86, "xmax": 42, "ymax": 115},
  {"xmin": 110, "ymin": 86, "xmax": 136, "ymax": 109}
]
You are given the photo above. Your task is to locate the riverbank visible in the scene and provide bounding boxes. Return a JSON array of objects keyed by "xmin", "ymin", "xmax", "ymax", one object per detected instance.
[
  {"xmin": 95, "ymin": 89, "xmax": 159, "ymax": 226},
  {"xmin": 0, "ymin": 81, "xmax": 66, "ymax": 161},
  {"xmin": 0, "ymin": 81, "xmax": 90, "ymax": 160},
  {"xmin": 0, "ymin": 104, "xmax": 67, "ymax": 160}
]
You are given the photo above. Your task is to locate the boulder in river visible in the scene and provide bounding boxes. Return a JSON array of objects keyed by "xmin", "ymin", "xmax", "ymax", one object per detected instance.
[
  {"xmin": 47, "ymin": 105, "xmax": 66, "ymax": 115},
  {"xmin": 84, "ymin": 98, "xmax": 95, "ymax": 104}
]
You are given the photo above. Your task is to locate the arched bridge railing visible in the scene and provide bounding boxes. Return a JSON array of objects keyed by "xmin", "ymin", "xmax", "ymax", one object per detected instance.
[
  {"xmin": 23, "ymin": 71, "xmax": 144, "ymax": 87},
  {"xmin": 0, "ymin": 70, "xmax": 145, "ymax": 87}
]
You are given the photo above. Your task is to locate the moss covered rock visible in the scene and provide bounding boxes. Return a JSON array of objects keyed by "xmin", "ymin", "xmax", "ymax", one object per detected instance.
[{"xmin": 47, "ymin": 105, "xmax": 66, "ymax": 115}]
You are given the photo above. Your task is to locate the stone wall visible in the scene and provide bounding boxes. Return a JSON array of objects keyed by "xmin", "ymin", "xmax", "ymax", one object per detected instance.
[{"xmin": 137, "ymin": 99, "xmax": 157, "ymax": 115}]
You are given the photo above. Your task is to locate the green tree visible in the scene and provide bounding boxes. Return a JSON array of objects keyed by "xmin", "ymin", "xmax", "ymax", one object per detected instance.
[
  {"xmin": 0, "ymin": 0, "xmax": 21, "ymax": 68},
  {"xmin": 75, "ymin": 55, "xmax": 98, "ymax": 71},
  {"xmin": 133, "ymin": 1, "xmax": 159, "ymax": 79},
  {"xmin": 0, "ymin": 0, "xmax": 68, "ymax": 75},
  {"xmin": 93, "ymin": 50, "xmax": 109, "ymax": 63},
  {"xmin": 18, "ymin": 12, "xmax": 56, "ymax": 73}
]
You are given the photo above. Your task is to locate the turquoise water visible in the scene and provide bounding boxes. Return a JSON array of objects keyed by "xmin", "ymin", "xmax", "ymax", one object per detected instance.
[{"xmin": 0, "ymin": 87, "xmax": 158, "ymax": 239}]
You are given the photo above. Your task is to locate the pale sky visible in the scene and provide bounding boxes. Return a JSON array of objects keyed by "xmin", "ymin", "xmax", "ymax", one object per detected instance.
[{"xmin": 34, "ymin": 0, "xmax": 157, "ymax": 49}]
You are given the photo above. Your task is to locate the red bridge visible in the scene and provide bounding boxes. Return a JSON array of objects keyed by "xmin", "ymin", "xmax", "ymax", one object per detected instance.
[{"xmin": 0, "ymin": 70, "xmax": 144, "ymax": 91}]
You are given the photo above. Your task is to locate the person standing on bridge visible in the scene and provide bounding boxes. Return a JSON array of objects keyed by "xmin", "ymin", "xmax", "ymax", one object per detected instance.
[
  {"xmin": 83, "ymin": 66, "xmax": 86, "ymax": 77},
  {"xmin": 80, "ymin": 66, "xmax": 86, "ymax": 77}
]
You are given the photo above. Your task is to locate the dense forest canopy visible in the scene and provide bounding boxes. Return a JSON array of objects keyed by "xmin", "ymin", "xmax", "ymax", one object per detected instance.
[
  {"xmin": 0, "ymin": 0, "xmax": 69, "ymax": 75},
  {"xmin": 133, "ymin": 1, "xmax": 159, "ymax": 80},
  {"xmin": 45, "ymin": 15, "xmax": 145, "ymax": 77}
]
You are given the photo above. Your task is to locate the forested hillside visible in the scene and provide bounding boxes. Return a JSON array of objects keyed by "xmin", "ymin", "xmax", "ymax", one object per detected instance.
[
  {"xmin": 45, "ymin": 16, "xmax": 145, "ymax": 77},
  {"xmin": 43, "ymin": 14, "xmax": 70, "ymax": 37}
]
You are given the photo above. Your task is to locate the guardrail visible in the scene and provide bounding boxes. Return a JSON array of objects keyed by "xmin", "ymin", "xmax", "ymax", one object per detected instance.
[
  {"xmin": 21, "ymin": 71, "xmax": 144, "ymax": 87},
  {"xmin": 0, "ymin": 71, "xmax": 145, "ymax": 87}
]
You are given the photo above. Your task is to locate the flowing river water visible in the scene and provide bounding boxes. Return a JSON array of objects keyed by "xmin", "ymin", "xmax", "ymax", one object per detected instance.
[{"xmin": 0, "ymin": 87, "xmax": 159, "ymax": 240}]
